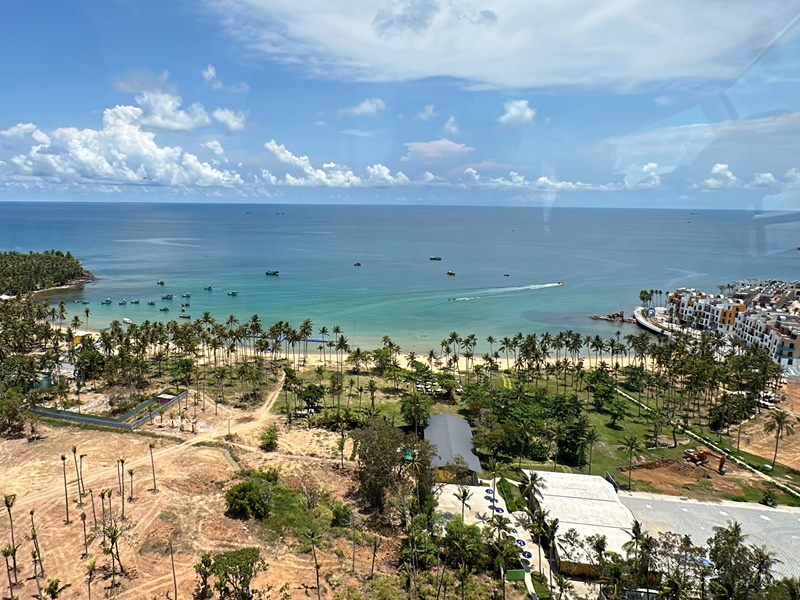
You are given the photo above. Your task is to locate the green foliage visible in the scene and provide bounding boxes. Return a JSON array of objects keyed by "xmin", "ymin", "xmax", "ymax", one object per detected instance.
[
  {"xmin": 496, "ymin": 477, "xmax": 525, "ymax": 512},
  {"xmin": 442, "ymin": 517, "xmax": 486, "ymax": 571},
  {"xmin": 211, "ymin": 547, "xmax": 266, "ymax": 600},
  {"xmin": 331, "ymin": 501, "xmax": 353, "ymax": 528},
  {"xmin": 352, "ymin": 417, "xmax": 404, "ymax": 512},
  {"xmin": 0, "ymin": 250, "xmax": 91, "ymax": 295},
  {"xmin": 224, "ymin": 470, "xmax": 279, "ymax": 520},
  {"xmin": 259, "ymin": 425, "xmax": 279, "ymax": 451}
]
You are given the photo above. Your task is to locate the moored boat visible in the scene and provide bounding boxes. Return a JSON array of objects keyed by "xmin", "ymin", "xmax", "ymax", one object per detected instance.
[
  {"xmin": 265, "ymin": 270, "xmax": 279, "ymax": 276},
  {"xmin": 429, "ymin": 256, "xmax": 442, "ymax": 261},
  {"xmin": 203, "ymin": 286, "xmax": 213, "ymax": 291},
  {"xmin": 447, "ymin": 271, "xmax": 456, "ymax": 276},
  {"xmin": 122, "ymin": 318, "xmax": 133, "ymax": 324},
  {"xmin": 181, "ymin": 293, "xmax": 191, "ymax": 298},
  {"xmin": 179, "ymin": 314, "xmax": 191, "ymax": 319},
  {"xmin": 227, "ymin": 291, "xmax": 238, "ymax": 296},
  {"xmin": 162, "ymin": 293, "xmax": 173, "ymax": 299},
  {"xmin": 159, "ymin": 306, "xmax": 169, "ymax": 311},
  {"xmin": 101, "ymin": 298, "xmax": 112, "ymax": 305},
  {"xmin": 354, "ymin": 262, "xmax": 361, "ymax": 267},
  {"xmin": 119, "ymin": 299, "xmax": 127, "ymax": 305},
  {"xmin": 130, "ymin": 299, "xmax": 139, "ymax": 304},
  {"xmin": 156, "ymin": 280, "xmax": 165, "ymax": 285},
  {"xmin": 147, "ymin": 301, "xmax": 156, "ymax": 306}
]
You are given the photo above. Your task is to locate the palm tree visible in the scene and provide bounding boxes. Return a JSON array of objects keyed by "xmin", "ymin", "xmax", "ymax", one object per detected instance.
[
  {"xmin": 80, "ymin": 512, "xmax": 88, "ymax": 557},
  {"xmin": 60, "ymin": 454, "xmax": 70, "ymax": 524},
  {"xmin": 86, "ymin": 558, "xmax": 97, "ymax": 600},
  {"xmin": 3, "ymin": 495, "xmax": 17, "ymax": 581},
  {"xmin": 2, "ymin": 545, "xmax": 15, "ymax": 600},
  {"xmin": 454, "ymin": 486, "xmax": 472, "ymax": 520},
  {"xmin": 763, "ymin": 409, "xmax": 797, "ymax": 470},
  {"xmin": 518, "ymin": 471, "xmax": 546, "ymax": 511},
  {"xmin": 584, "ymin": 428, "xmax": 600, "ymax": 475},
  {"xmin": 43, "ymin": 577, "xmax": 71, "ymax": 598},
  {"xmin": 620, "ymin": 435, "xmax": 643, "ymax": 491},
  {"xmin": 127, "ymin": 469, "xmax": 135, "ymax": 502},
  {"xmin": 84, "ymin": 306, "xmax": 91, "ymax": 332},
  {"xmin": 148, "ymin": 442, "xmax": 157, "ymax": 493}
]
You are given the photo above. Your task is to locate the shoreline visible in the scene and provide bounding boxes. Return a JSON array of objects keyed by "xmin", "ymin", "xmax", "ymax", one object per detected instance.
[{"xmin": 30, "ymin": 273, "xmax": 97, "ymax": 297}]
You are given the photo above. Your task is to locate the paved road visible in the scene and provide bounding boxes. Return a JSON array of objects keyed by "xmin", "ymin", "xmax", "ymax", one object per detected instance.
[{"xmin": 621, "ymin": 492, "xmax": 800, "ymax": 578}]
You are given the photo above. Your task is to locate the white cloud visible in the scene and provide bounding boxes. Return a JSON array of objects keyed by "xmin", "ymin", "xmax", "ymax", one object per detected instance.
[
  {"xmin": 443, "ymin": 116, "xmax": 459, "ymax": 136},
  {"xmin": 337, "ymin": 98, "xmax": 386, "ymax": 117},
  {"xmin": 135, "ymin": 91, "xmax": 212, "ymax": 132},
  {"xmin": 204, "ymin": 0, "xmax": 797, "ymax": 88},
  {"xmin": 416, "ymin": 104, "xmax": 437, "ymax": 121},
  {"xmin": 264, "ymin": 139, "xmax": 363, "ymax": 187},
  {"xmin": 498, "ymin": 100, "xmax": 535, "ymax": 127},
  {"xmin": 4, "ymin": 107, "xmax": 243, "ymax": 188},
  {"xmin": 421, "ymin": 170, "xmax": 444, "ymax": 183},
  {"xmin": 366, "ymin": 163, "xmax": 410, "ymax": 185},
  {"xmin": 463, "ymin": 167, "xmax": 480, "ymax": 182},
  {"xmin": 746, "ymin": 172, "xmax": 780, "ymax": 188},
  {"xmin": 340, "ymin": 129, "xmax": 373, "ymax": 137},
  {"xmin": 401, "ymin": 138, "xmax": 475, "ymax": 162},
  {"xmin": 202, "ymin": 64, "xmax": 250, "ymax": 93},
  {"xmin": 0, "ymin": 123, "xmax": 37, "ymax": 137},
  {"xmin": 786, "ymin": 168, "xmax": 800, "ymax": 185},
  {"xmin": 212, "ymin": 108, "xmax": 248, "ymax": 134},
  {"xmin": 692, "ymin": 163, "xmax": 740, "ymax": 190},
  {"xmin": 459, "ymin": 166, "xmax": 619, "ymax": 191},
  {"xmin": 204, "ymin": 140, "xmax": 226, "ymax": 156}
]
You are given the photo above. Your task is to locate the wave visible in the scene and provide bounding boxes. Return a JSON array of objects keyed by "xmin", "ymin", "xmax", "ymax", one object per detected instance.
[
  {"xmin": 453, "ymin": 282, "xmax": 562, "ymax": 302},
  {"xmin": 117, "ymin": 238, "xmax": 202, "ymax": 248}
]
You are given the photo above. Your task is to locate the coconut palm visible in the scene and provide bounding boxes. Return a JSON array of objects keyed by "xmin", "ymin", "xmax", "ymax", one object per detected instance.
[
  {"xmin": 60, "ymin": 455, "xmax": 70, "ymax": 524},
  {"xmin": 454, "ymin": 486, "xmax": 472, "ymax": 520},
  {"xmin": 518, "ymin": 471, "xmax": 546, "ymax": 510},
  {"xmin": 148, "ymin": 442, "xmax": 157, "ymax": 493},
  {"xmin": 86, "ymin": 558, "xmax": 96, "ymax": 600},
  {"xmin": 3, "ymin": 495, "xmax": 17, "ymax": 580},
  {"xmin": 763, "ymin": 409, "xmax": 797, "ymax": 470},
  {"xmin": 584, "ymin": 428, "xmax": 600, "ymax": 475},
  {"xmin": 2, "ymin": 545, "xmax": 15, "ymax": 600},
  {"xmin": 620, "ymin": 435, "xmax": 644, "ymax": 491}
]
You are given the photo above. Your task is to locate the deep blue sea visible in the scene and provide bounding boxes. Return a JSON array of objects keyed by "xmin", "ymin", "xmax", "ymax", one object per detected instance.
[{"xmin": 2, "ymin": 202, "xmax": 798, "ymax": 353}]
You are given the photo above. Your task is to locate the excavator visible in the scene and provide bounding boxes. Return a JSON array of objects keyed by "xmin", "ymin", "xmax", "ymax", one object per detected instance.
[{"xmin": 684, "ymin": 447, "xmax": 727, "ymax": 474}]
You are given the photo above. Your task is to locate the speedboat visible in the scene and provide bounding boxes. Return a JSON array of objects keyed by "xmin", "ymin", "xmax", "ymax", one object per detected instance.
[
  {"xmin": 557, "ymin": 281, "xmax": 564, "ymax": 286},
  {"xmin": 101, "ymin": 298, "xmax": 112, "ymax": 305},
  {"xmin": 130, "ymin": 299, "xmax": 140, "ymax": 304},
  {"xmin": 122, "ymin": 318, "xmax": 133, "ymax": 325},
  {"xmin": 179, "ymin": 314, "xmax": 191, "ymax": 319},
  {"xmin": 227, "ymin": 291, "xmax": 238, "ymax": 296},
  {"xmin": 181, "ymin": 293, "xmax": 191, "ymax": 298},
  {"xmin": 203, "ymin": 286, "xmax": 213, "ymax": 291},
  {"xmin": 447, "ymin": 271, "xmax": 456, "ymax": 276},
  {"xmin": 265, "ymin": 270, "xmax": 279, "ymax": 276},
  {"xmin": 147, "ymin": 301, "xmax": 156, "ymax": 306},
  {"xmin": 119, "ymin": 299, "xmax": 127, "ymax": 305},
  {"xmin": 430, "ymin": 256, "xmax": 442, "ymax": 261}
]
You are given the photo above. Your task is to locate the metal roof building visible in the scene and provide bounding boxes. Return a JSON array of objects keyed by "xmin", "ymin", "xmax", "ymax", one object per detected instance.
[{"xmin": 425, "ymin": 414, "xmax": 482, "ymax": 475}]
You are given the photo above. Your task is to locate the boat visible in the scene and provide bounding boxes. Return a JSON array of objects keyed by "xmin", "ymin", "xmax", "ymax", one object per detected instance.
[
  {"xmin": 181, "ymin": 293, "xmax": 191, "ymax": 298},
  {"xmin": 101, "ymin": 298, "xmax": 112, "ymax": 305},
  {"xmin": 159, "ymin": 306, "xmax": 169, "ymax": 312},
  {"xmin": 161, "ymin": 294, "xmax": 173, "ymax": 300},
  {"xmin": 354, "ymin": 262, "xmax": 361, "ymax": 267},
  {"xmin": 81, "ymin": 300, "xmax": 90, "ymax": 304},
  {"xmin": 503, "ymin": 273, "xmax": 510, "ymax": 277},
  {"xmin": 181, "ymin": 303, "xmax": 190, "ymax": 308},
  {"xmin": 179, "ymin": 314, "xmax": 191, "ymax": 319},
  {"xmin": 203, "ymin": 286, "xmax": 213, "ymax": 291},
  {"xmin": 557, "ymin": 281, "xmax": 564, "ymax": 286},
  {"xmin": 119, "ymin": 299, "xmax": 127, "ymax": 305},
  {"xmin": 147, "ymin": 301, "xmax": 156, "ymax": 306},
  {"xmin": 227, "ymin": 291, "xmax": 238, "ymax": 296},
  {"xmin": 181, "ymin": 306, "xmax": 186, "ymax": 312},
  {"xmin": 130, "ymin": 299, "xmax": 139, "ymax": 304},
  {"xmin": 447, "ymin": 271, "xmax": 456, "ymax": 276},
  {"xmin": 265, "ymin": 270, "xmax": 280, "ymax": 276},
  {"xmin": 429, "ymin": 256, "xmax": 442, "ymax": 261},
  {"xmin": 122, "ymin": 318, "xmax": 133, "ymax": 325},
  {"xmin": 156, "ymin": 280, "xmax": 165, "ymax": 285}
]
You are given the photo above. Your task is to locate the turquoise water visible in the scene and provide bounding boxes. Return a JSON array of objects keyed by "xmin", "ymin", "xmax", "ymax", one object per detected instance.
[{"xmin": 2, "ymin": 202, "xmax": 798, "ymax": 353}]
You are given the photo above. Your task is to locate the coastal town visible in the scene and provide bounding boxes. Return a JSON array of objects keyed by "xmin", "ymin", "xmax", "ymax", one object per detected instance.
[{"xmin": 1, "ymin": 253, "xmax": 799, "ymax": 600}]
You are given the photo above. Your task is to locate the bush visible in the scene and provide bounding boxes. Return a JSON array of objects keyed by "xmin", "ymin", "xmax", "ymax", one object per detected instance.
[
  {"xmin": 331, "ymin": 501, "xmax": 353, "ymax": 527},
  {"xmin": 760, "ymin": 488, "xmax": 778, "ymax": 507},
  {"xmin": 225, "ymin": 470, "xmax": 279, "ymax": 519},
  {"xmin": 259, "ymin": 425, "xmax": 279, "ymax": 451}
]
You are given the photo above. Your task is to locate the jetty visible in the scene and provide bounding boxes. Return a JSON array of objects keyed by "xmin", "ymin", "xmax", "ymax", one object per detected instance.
[{"xmin": 589, "ymin": 310, "xmax": 635, "ymax": 323}]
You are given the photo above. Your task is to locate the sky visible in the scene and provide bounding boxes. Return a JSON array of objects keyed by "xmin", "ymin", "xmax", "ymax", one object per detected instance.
[{"xmin": 2, "ymin": 0, "xmax": 800, "ymax": 208}]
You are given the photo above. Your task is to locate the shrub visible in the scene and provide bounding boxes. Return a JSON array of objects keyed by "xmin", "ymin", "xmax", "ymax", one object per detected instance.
[
  {"xmin": 331, "ymin": 501, "xmax": 353, "ymax": 527},
  {"xmin": 259, "ymin": 425, "xmax": 279, "ymax": 451},
  {"xmin": 760, "ymin": 488, "xmax": 778, "ymax": 507},
  {"xmin": 225, "ymin": 470, "xmax": 279, "ymax": 519}
]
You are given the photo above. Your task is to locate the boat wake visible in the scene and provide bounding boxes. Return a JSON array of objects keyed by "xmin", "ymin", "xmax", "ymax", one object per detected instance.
[
  {"xmin": 453, "ymin": 282, "xmax": 562, "ymax": 302},
  {"xmin": 117, "ymin": 238, "xmax": 202, "ymax": 248}
]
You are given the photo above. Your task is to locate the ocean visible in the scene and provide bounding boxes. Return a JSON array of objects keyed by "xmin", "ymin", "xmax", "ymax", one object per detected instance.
[{"xmin": 2, "ymin": 202, "xmax": 798, "ymax": 353}]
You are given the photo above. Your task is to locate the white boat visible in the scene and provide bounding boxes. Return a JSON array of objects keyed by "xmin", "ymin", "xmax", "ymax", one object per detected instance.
[{"xmin": 122, "ymin": 318, "xmax": 133, "ymax": 324}]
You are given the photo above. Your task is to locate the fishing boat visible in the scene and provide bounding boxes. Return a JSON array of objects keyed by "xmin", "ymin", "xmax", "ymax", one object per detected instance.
[
  {"xmin": 161, "ymin": 293, "xmax": 173, "ymax": 300},
  {"xmin": 265, "ymin": 270, "xmax": 279, "ymax": 276},
  {"xmin": 119, "ymin": 299, "xmax": 127, "ymax": 305},
  {"xmin": 101, "ymin": 298, "xmax": 112, "ymax": 305},
  {"xmin": 159, "ymin": 306, "xmax": 170, "ymax": 312},
  {"xmin": 429, "ymin": 256, "xmax": 442, "ymax": 261},
  {"xmin": 227, "ymin": 291, "xmax": 238, "ymax": 296},
  {"xmin": 122, "ymin": 318, "xmax": 133, "ymax": 325},
  {"xmin": 203, "ymin": 285, "xmax": 213, "ymax": 291},
  {"xmin": 156, "ymin": 280, "xmax": 165, "ymax": 285},
  {"xmin": 130, "ymin": 299, "xmax": 140, "ymax": 304},
  {"xmin": 179, "ymin": 314, "xmax": 191, "ymax": 319},
  {"xmin": 447, "ymin": 271, "xmax": 456, "ymax": 276},
  {"xmin": 147, "ymin": 301, "xmax": 156, "ymax": 306},
  {"xmin": 181, "ymin": 293, "xmax": 191, "ymax": 298},
  {"xmin": 354, "ymin": 262, "xmax": 361, "ymax": 267}
]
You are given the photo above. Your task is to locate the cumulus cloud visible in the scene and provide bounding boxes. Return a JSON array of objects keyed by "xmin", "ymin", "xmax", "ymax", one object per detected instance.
[
  {"xmin": 204, "ymin": 140, "xmax": 226, "ymax": 157},
  {"xmin": 747, "ymin": 172, "xmax": 779, "ymax": 188},
  {"xmin": 212, "ymin": 108, "xmax": 248, "ymax": 134},
  {"xmin": 458, "ymin": 166, "xmax": 619, "ymax": 191},
  {"xmin": 4, "ymin": 107, "xmax": 243, "ymax": 188},
  {"xmin": 0, "ymin": 123, "xmax": 38, "ymax": 137},
  {"xmin": 498, "ymin": 100, "xmax": 535, "ymax": 127},
  {"xmin": 443, "ymin": 116, "xmax": 459, "ymax": 136},
  {"xmin": 135, "ymin": 91, "xmax": 212, "ymax": 132},
  {"xmin": 264, "ymin": 140, "xmax": 363, "ymax": 187},
  {"xmin": 201, "ymin": 64, "xmax": 250, "ymax": 93},
  {"xmin": 366, "ymin": 163, "xmax": 410, "ymax": 185},
  {"xmin": 337, "ymin": 98, "xmax": 386, "ymax": 117},
  {"xmin": 203, "ymin": 0, "xmax": 796, "ymax": 89},
  {"xmin": 692, "ymin": 163, "xmax": 740, "ymax": 190},
  {"xmin": 401, "ymin": 138, "xmax": 475, "ymax": 162},
  {"xmin": 416, "ymin": 104, "xmax": 437, "ymax": 120}
]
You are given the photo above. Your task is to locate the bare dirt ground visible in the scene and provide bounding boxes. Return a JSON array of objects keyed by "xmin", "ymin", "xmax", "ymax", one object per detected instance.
[
  {"xmin": 625, "ymin": 457, "xmax": 767, "ymax": 499},
  {"xmin": 0, "ymin": 381, "xmax": 389, "ymax": 599},
  {"xmin": 737, "ymin": 380, "xmax": 800, "ymax": 472}
]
